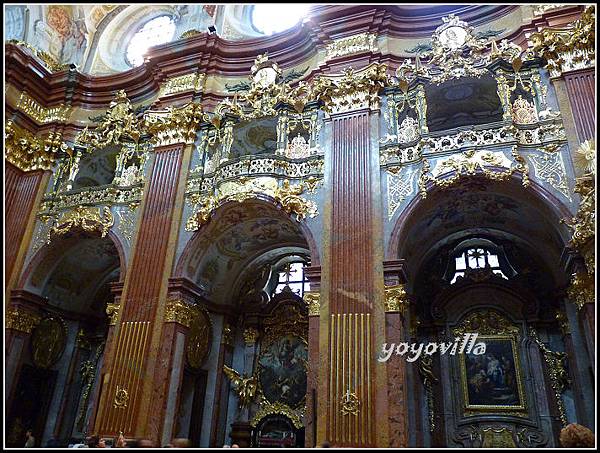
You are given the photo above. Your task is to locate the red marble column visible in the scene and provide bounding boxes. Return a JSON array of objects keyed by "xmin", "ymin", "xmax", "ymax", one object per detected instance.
[
  {"xmin": 94, "ymin": 143, "xmax": 189, "ymax": 442},
  {"xmin": 562, "ymin": 69, "xmax": 595, "ymax": 143},
  {"xmin": 304, "ymin": 266, "xmax": 321, "ymax": 448},
  {"xmin": 5, "ymin": 163, "xmax": 48, "ymax": 291}
]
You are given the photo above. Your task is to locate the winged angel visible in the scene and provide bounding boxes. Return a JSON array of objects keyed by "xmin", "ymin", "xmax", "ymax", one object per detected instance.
[{"xmin": 223, "ymin": 365, "xmax": 259, "ymax": 408}]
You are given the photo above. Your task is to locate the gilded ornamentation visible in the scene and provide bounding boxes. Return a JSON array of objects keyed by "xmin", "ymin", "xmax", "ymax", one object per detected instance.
[
  {"xmin": 286, "ymin": 134, "xmax": 311, "ymax": 159},
  {"xmin": 243, "ymin": 327, "xmax": 259, "ymax": 345},
  {"xmin": 7, "ymin": 39, "xmax": 70, "ymax": 72},
  {"xmin": 397, "ymin": 116, "xmax": 420, "ymax": 144},
  {"xmin": 573, "ymin": 139, "xmax": 596, "ymax": 177},
  {"xmin": 564, "ymin": 176, "xmax": 594, "ymax": 260},
  {"xmin": 384, "ymin": 284, "xmax": 409, "ymax": 314},
  {"xmin": 75, "ymin": 342, "xmax": 104, "ymax": 431},
  {"xmin": 6, "ymin": 308, "xmax": 41, "ymax": 333},
  {"xmin": 453, "ymin": 309, "xmax": 520, "ymax": 337},
  {"xmin": 5, "ymin": 120, "xmax": 69, "ymax": 172},
  {"xmin": 481, "ymin": 427, "xmax": 517, "ymax": 448},
  {"xmin": 115, "ymin": 206, "xmax": 138, "ymax": 245},
  {"xmin": 16, "ymin": 91, "xmax": 71, "ymax": 124},
  {"xmin": 77, "ymin": 90, "xmax": 143, "ymax": 150},
  {"xmin": 533, "ymin": 5, "xmax": 568, "ymax": 16},
  {"xmin": 325, "ymin": 33, "xmax": 378, "ymax": 60},
  {"xmin": 419, "ymin": 148, "xmax": 530, "ymax": 198},
  {"xmin": 223, "ymin": 365, "xmax": 259, "ymax": 409},
  {"xmin": 159, "ymin": 73, "xmax": 205, "ymax": 97},
  {"xmin": 511, "ymin": 96, "xmax": 538, "ymax": 125},
  {"xmin": 304, "ymin": 291, "xmax": 320, "ymax": 317},
  {"xmin": 164, "ymin": 299, "xmax": 195, "ymax": 328},
  {"xmin": 311, "ymin": 63, "xmax": 387, "ymax": 114},
  {"xmin": 387, "ymin": 167, "xmax": 418, "ymax": 219},
  {"xmin": 113, "ymin": 385, "xmax": 129, "ymax": 409},
  {"xmin": 418, "ymin": 355, "xmax": 438, "ymax": 432},
  {"xmin": 530, "ymin": 5, "xmax": 595, "ymax": 76},
  {"xmin": 340, "ymin": 390, "xmax": 360, "ymax": 416},
  {"xmin": 250, "ymin": 400, "xmax": 304, "ymax": 429},
  {"xmin": 48, "ymin": 206, "xmax": 114, "ymax": 241},
  {"xmin": 222, "ymin": 323, "xmax": 234, "ymax": 346},
  {"xmin": 566, "ymin": 271, "xmax": 594, "ymax": 311},
  {"xmin": 31, "ymin": 316, "xmax": 67, "ymax": 369},
  {"xmin": 144, "ymin": 102, "xmax": 205, "ymax": 146},
  {"xmin": 187, "ymin": 307, "xmax": 212, "ymax": 369},
  {"xmin": 555, "ymin": 310, "xmax": 570, "ymax": 337},
  {"xmin": 105, "ymin": 303, "xmax": 120, "ymax": 326},
  {"xmin": 529, "ymin": 328, "xmax": 569, "ymax": 426},
  {"xmin": 274, "ymin": 180, "xmax": 318, "ymax": 222},
  {"xmin": 527, "ymin": 150, "xmax": 572, "ymax": 201},
  {"xmin": 180, "ymin": 29, "xmax": 202, "ymax": 39}
]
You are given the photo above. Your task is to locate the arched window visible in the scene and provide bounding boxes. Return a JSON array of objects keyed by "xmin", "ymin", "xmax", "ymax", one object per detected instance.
[
  {"xmin": 445, "ymin": 239, "xmax": 515, "ymax": 284},
  {"xmin": 274, "ymin": 260, "xmax": 311, "ymax": 297},
  {"xmin": 126, "ymin": 15, "xmax": 176, "ymax": 67},
  {"xmin": 251, "ymin": 4, "xmax": 310, "ymax": 35}
]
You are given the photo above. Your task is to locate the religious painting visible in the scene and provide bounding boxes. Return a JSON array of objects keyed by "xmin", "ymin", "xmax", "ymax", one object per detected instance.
[
  {"xmin": 30, "ymin": 317, "xmax": 67, "ymax": 369},
  {"xmin": 258, "ymin": 334, "xmax": 307, "ymax": 408},
  {"xmin": 460, "ymin": 335, "xmax": 526, "ymax": 412}
]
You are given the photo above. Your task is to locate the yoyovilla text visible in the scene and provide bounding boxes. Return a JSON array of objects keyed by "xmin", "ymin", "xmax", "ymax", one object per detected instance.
[{"xmin": 377, "ymin": 333, "xmax": 486, "ymax": 362}]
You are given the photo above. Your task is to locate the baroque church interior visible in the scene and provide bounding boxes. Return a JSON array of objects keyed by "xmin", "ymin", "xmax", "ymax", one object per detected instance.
[{"xmin": 4, "ymin": 3, "xmax": 596, "ymax": 449}]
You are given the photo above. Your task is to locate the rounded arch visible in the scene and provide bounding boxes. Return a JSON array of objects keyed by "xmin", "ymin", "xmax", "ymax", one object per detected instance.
[
  {"xmin": 387, "ymin": 173, "xmax": 573, "ymax": 263},
  {"xmin": 175, "ymin": 196, "xmax": 320, "ymax": 279},
  {"xmin": 19, "ymin": 228, "xmax": 127, "ymax": 291}
]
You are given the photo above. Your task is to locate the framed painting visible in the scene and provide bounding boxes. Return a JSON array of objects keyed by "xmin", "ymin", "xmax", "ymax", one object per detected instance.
[{"xmin": 459, "ymin": 335, "xmax": 526, "ymax": 412}]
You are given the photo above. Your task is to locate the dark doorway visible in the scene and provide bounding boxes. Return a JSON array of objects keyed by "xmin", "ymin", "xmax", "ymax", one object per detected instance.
[
  {"xmin": 6, "ymin": 364, "xmax": 57, "ymax": 447},
  {"xmin": 189, "ymin": 370, "xmax": 208, "ymax": 447}
]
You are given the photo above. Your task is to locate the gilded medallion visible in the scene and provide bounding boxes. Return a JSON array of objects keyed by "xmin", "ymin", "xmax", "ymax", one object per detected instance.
[
  {"xmin": 30, "ymin": 317, "xmax": 67, "ymax": 369},
  {"xmin": 186, "ymin": 308, "xmax": 212, "ymax": 369}
]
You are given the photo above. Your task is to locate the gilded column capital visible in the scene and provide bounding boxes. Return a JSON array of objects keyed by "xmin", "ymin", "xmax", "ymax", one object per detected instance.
[
  {"xmin": 304, "ymin": 291, "xmax": 321, "ymax": 316},
  {"xmin": 312, "ymin": 63, "xmax": 388, "ymax": 115},
  {"xmin": 144, "ymin": 102, "xmax": 205, "ymax": 147},
  {"xmin": 566, "ymin": 271, "xmax": 595, "ymax": 311},
  {"xmin": 384, "ymin": 284, "xmax": 409, "ymax": 314},
  {"xmin": 106, "ymin": 303, "xmax": 120, "ymax": 326},
  {"xmin": 6, "ymin": 307, "xmax": 42, "ymax": 333},
  {"xmin": 530, "ymin": 5, "xmax": 595, "ymax": 77},
  {"xmin": 243, "ymin": 327, "xmax": 259, "ymax": 346},
  {"xmin": 164, "ymin": 299, "xmax": 196, "ymax": 328},
  {"xmin": 5, "ymin": 121, "xmax": 67, "ymax": 172}
]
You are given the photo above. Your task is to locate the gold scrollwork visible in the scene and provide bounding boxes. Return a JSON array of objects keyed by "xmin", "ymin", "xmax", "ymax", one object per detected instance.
[
  {"xmin": 304, "ymin": 291, "xmax": 320, "ymax": 317},
  {"xmin": 164, "ymin": 299, "xmax": 195, "ymax": 328},
  {"xmin": 529, "ymin": 328, "xmax": 569, "ymax": 426},
  {"xmin": 6, "ymin": 308, "xmax": 41, "ymax": 334},
  {"xmin": 530, "ymin": 5, "xmax": 595, "ymax": 77},
  {"xmin": 16, "ymin": 91, "xmax": 71, "ymax": 124},
  {"xmin": 325, "ymin": 33, "xmax": 378, "ymax": 61},
  {"xmin": 144, "ymin": 102, "xmax": 205, "ymax": 147},
  {"xmin": 250, "ymin": 400, "xmax": 304, "ymax": 429},
  {"xmin": 105, "ymin": 303, "xmax": 120, "ymax": 326},
  {"xmin": 48, "ymin": 206, "xmax": 114, "ymax": 241},
  {"xmin": 113, "ymin": 385, "xmax": 129, "ymax": 409},
  {"xmin": 566, "ymin": 271, "xmax": 594, "ymax": 311},
  {"xmin": 5, "ymin": 121, "xmax": 69, "ymax": 172},
  {"xmin": 243, "ymin": 327, "xmax": 259, "ymax": 345},
  {"xmin": 418, "ymin": 355, "xmax": 438, "ymax": 432},
  {"xmin": 7, "ymin": 39, "xmax": 70, "ymax": 72},
  {"xmin": 340, "ymin": 390, "xmax": 360, "ymax": 416},
  {"xmin": 384, "ymin": 284, "xmax": 409, "ymax": 314}
]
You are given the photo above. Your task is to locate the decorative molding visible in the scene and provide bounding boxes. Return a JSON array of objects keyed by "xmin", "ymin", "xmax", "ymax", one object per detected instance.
[
  {"xmin": 16, "ymin": 91, "xmax": 70, "ymax": 124},
  {"xmin": 384, "ymin": 284, "xmax": 409, "ymax": 314},
  {"xmin": 250, "ymin": 400, "xmax": 304, "ymax": 429},
  {"xmin": 5, "ymin": 120, "xmax": 68, "ymax": 172},
  {"xmin": 6, "ymin": 307, "xmax": 41, "ymax": 333},
  {"xmin": 159, "ymin": 73, "xmax": 206, "ymax": 97},
  {"xmin": 144, "ymin": 102, "xmax": 204, "ymax": 146},
  {"xmin": 164, "ymin": 299, "xmax": 195, "ymax": 328},
  {"xmin": 530, "ymin": 5, "xmax": 595, "ymax": 77},
  {"xmin": 48, "ymin": 206, "xmax": 114, "ymax": 242},
  {"xmin": 529, "ymin": 328, "xmax": 569, "ymax": 426},
  {"xmin": 7, "ymin": 39, "xmax": 70, "ymax": 72},
  {"xmin": 243, "ymin": 327, "xmax": 259, "ymax": 345},
  {"xmin": 533, "ymin": 5, "xmax": 569, "ymax": 16},
  {"xmin": 304, "ymin": 291, "xmax": 320, "ymax": 317},
  {"xmin": 325, "ymin": 33, "xmax": 377, "ymax": 61},
  {"xmin": 105, "ymin": 303, "xmax": 120, "ymax": 326},
  {"xmin": 527, "ymin": 149, "xmax": 572, "ymax": 201},
  {"xmin": 453, "ymin": 309, "xmax": 520, "ymax": 337},
  {"xmin": 387, "ymin": 167, "xmax": 418, "ymax": 220}
]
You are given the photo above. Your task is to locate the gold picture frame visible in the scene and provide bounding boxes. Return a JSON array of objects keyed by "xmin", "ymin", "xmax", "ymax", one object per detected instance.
[{"xmin": 459, "ymin": 334, "xmax": 527, "ymax": 414}]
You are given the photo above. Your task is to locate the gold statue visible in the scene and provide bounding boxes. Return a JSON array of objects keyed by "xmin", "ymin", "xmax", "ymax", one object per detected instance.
[{"xmin": 223, "ymin": 365, "xmax": 258, "ymax": 408}]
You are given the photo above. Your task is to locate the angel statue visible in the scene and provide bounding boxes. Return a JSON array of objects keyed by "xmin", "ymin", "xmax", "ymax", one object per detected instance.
[{"xmin": 223, "ymin": 365, "xmax": 258, "ymax": 408}]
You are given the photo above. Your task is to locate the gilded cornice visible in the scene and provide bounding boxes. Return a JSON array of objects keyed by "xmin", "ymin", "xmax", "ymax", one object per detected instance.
[
  {"xmin": 530, "ymin": 5, "xmax": 595, "ymax": 77},
  {"xmin": 384, "ymin": 284, "xmax": 409, "ymax": 314},
  {"xmin": 16, "ymin": 92, "xmax": 71, "ymax": 124},
  {"xmin": 7, "ymin": 39, "xmax": 70, "ymax": 73},
  {"xmin": 5, "ymin": 120, "xmax": 69, "ymax": 172},
  {"xmin": 6, "ymin": 308, "xmax": 42, "ymax": 333}
]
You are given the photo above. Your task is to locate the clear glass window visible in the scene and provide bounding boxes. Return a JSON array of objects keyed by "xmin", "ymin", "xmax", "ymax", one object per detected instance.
[
  {"xmin": 275, "ymin": 261, "xmax": 310, "ymax": 297},
  {"xmin": 251, "ymin": 4, "xmax": 310, "ymax": 35},
  {"xmin": 126, "ymin": 16, "xmax": 176, "ymax": 67},
  {"xmin": 450, "ymin": 247, "xmax": 508, "ymax": 284}
]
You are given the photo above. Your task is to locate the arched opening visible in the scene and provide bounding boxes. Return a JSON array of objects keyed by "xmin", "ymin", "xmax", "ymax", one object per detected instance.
[
  {"xmin": 388, "ymin": 175, "xmax": 590, "ymax": 447},
  {"xmin": 174, "ymin": 198, "xmax": 317, "ymax": 447},
  {"xmin": 7, "ymin": 230, "xmax": 124, "ymax": 448}
]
